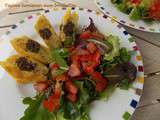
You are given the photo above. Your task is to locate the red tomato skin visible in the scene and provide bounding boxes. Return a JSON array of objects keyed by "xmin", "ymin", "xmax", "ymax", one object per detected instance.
[
  {"xmin": 65, "ymin": 80, "xmax": 78, "ymax": 94},
  {"xmin": 50, "ymin": 63, "xmax": 59, "ymax": 70},
  {"xmin": 42, "ymin": 88, "xmax": 61, "ymax": 112},
  {"xmin": 68, "ymin": 64, "xmax": 81, "ymax": 77},
  {"xmin": 149, "ymin": 1, "xmax": 160, "ymax": 20},
  {"xmin": 33, "ymin": 81, "xmax": 48, "ymax": 92},
  {"xmin": 66, "ymin": 93, "xmax": 77, "ymax": 102},
  {"xmin": 79, "ymin": 31, "xmax": 91, "ymax": 39},
  {"xmin": 95, "ymin": 80, "xmax": 107, "ymax": 92},
  {"xmin": 55, "ymin": 73, "xmax": 68, "ymax": 82},
  {"xmin": 130, "ymin": 0, "xmax": 142, "ymax": 5},
  {"xmin": 91, "ymin": 71, "xmax": 108, "ymax": 92},
  {"xmin": 87, "ymin": 42, "xmax": 97, "ymax": 54}
]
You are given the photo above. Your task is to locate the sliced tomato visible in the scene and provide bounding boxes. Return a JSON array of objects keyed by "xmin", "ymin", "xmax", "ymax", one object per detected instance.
[
  {"xmin": 91, "ymin": 71, "xmax": 108, "ymax": 92},
  {"xmin": 149, "ymin": 1, "xmax": 160, "ymax": 20},
  {"xmin": 55, "ymin": 73, "xmax": 68, "ymax": 82},
  {"xmin": 82, "ymin": 61, "xmax": 95, "ymax": 74},
  {"xmin": 67, "ymin": 46, "xmax": 76, "ymax": 52},
  {"xmin": 91, "ymin": 71, "xmax": 105, "ymax": 82},
  {"xmin": 70, "ymin": 54, "xmax": 79, "ymax": 64},
  {"xmin": 33, "ymin": 81, "xmax": 48, "ymax": 92},
  {"xmin": 130, "ymin": 0, "xmax": 142, "ymax": 5},
  {"xmin": 68, "ymin": 64, "xmax": 81, "ymax": 77},
  {"xmin": 95, "ymin": 80, "xmax": 107, "ymax": 92},
  {"xmin": 66, "ymin": 93, "xmax": 77, "ymax": 102},
  {"xmin": 93, "ymin": 50, "xmax": 101, "ymax": 65},
  {"xmin": 79, "ymin": 31, "xmax": 104, "ymax": 40},
  {"xmin": 76, "ymin": 48, "xmax": 90, "ymax": 56},
  {"xmin": 65, "ymin": 80, "xmax": 78, "ymax": 94},
  {"xmin": 50, "ymin": 63, "xmax": 59, "ymax": 70},
  {"xmin": 81, "ymin": 50, "xmax": 101, "ymax": 74},
  {"xmin": 79, "ymin": 55, "xmax": 93, "ymax": 62},
  {"xmin": 79, "ymin": 31, "xmax": 91, "ymax": 40},
  {"xmin": 43, "ymin": 88, "xmax": 61, "ymax": 112},
  {"xmin": 43, "ymin": 99, "xmax": 54, "ymax": 112},
  {"xmin": 87, "ymin": 42, "xmax": 97, "ymax": 54}
]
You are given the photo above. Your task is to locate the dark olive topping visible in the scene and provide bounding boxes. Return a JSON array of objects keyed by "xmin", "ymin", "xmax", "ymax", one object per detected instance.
[
  {"xmin": 63, "ymin": 22, "xmax": 74, "ymax": 36},
  {"xmin": 39, "ymin": 28, "xmax": 52, "ymax": 40},
  {"xmin": 26, "ymin": 39, "xmax": 40, "ymax": 53},
  {"xmin": 16, "ymin": 57, "xmax": 36, "ymax": 71}
]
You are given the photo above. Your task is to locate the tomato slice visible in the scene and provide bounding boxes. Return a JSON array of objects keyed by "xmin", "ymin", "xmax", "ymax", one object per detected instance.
[
  {"xmin": 79, "ymin": 31, "xmax": 91, "ymax": 40},
  {"xmin": 91, "ymin": 71, "xmax": 108, "ymax": 92},
  {"xmin": 33, "ymin": 81, "xmax": 48, "ymax": 92},
  {"xmin": 87, "ymin": 42, "xmax": 97, "ymax": 54},
  {"xmin": 43, "ymin": 88, "xmax": 61, "ymax": 112},
  {"xmin": 55, "ymin": 73, "xmax": 68, "ymax": 82},
  {"xmin": 43, "ymin": 99, "xmax": 54, "ymax": 112},
  {"xmin": 79, "ymin": 55, "xmax": 93, "ymax": 62},
  {"xmin": 82, "ymin": 61, "xmax": 95, "ymax": 74},
  {"xmin": 95, "ymin": 80, "xmax": 107, "ymax": 92},
  {"xmin": 149, "ymin": 1, "xmax": 160, "ymax": 20},
  {"xmin": 50, "ymin": 63, "xmax": 59, "ymax": 70},
  {"xmin": 93, "ymin": 50, "xmax": 101, "ymax": 65},
  {"xmin": 43, "ymin": 95, "xmax": 60, "ymax": 112},
  {"xmin": 130, "ymin": 0, "xmax": 142, "ymax": 5},
  {"xmin": 66, "ymin": 93, "xmax": 77, "ymax": 102},
  {"xmin": 65, "ymin": 80, "xmax": 78, "ymax": 94},
  {"xmin": 68, "ymin": 64, "xmax": 81, "ymax": 77}
]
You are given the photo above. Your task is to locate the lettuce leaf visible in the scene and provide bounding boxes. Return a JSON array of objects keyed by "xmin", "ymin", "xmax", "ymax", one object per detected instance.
[
  {"xmin": 97, "ymin": 85, "xmax": 116, "ymax": 101},
  {"xmin": 129, "ymin": 6, "xmax": 148, "ymax": 20},
  {"xmin": 50, "ymin": 48, "xmax": 69, "ymax": 70},
  {"xmin": 104, "ymin": 35, "xmax": 120, "ymax": 61},
  {"xmin": 20, "ymin": 94, "xmax": 56, "ymax": 120}
]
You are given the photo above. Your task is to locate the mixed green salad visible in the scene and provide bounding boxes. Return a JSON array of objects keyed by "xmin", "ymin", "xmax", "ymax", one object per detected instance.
[
  {"xmin": 20, "ymin": 16, "xmax": 137, "ymax": 120},
  {"xmin": 0, "ymin": 9, "xmax": 137, "ymax": 120},
  {"xmin": 111, "ymin": 0, "xmax": 160, "ymax": 22}
]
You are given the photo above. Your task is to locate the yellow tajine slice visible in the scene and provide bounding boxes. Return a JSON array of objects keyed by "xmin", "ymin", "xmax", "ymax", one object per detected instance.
[
  {"xmin": 60, "ymin": 8, "xmax": 79, "ymax": 41},
  {"xmin": 0, "ymin": 55, "xmax": 48, "ymax": 84},
  {"xmin": 34, "ymin": 15, "xmax": 61, "ymax": 48},
  {"xmin": 11, "ymin": 36, "xmax": 51, "ymax": 64}
]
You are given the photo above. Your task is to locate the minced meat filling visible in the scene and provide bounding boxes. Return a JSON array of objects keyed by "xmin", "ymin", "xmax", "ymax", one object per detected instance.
[
  {"xmin": 16, "ymin": 57, "xmax": 36, "ymax": 71},
  {"xmin": 39, "ymin": 28, "xmax": 52, "ymax": 40},
  {"xmin": 26, "ymin": 39, "xmax": 40, "ymax": 53},
  {"xmin": 63, "ymin": 22, "xmax": 74, "ymax": 36}
]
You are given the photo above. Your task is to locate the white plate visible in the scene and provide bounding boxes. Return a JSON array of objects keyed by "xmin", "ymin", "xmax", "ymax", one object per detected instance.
[
  {"xmin": 0, "ymin": 7, "xmax": 144, "ymax": 120},
  {"xmin": 95, "ymin": 0, "xmax": 160, "ymax": 33}
]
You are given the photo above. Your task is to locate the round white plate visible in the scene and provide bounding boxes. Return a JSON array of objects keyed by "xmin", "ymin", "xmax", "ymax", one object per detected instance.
[
  {"xmin": 95, "ymin": 0, "xmax": 160, "ymax": 33},
  {"xmin": 0, "ymin": 7, "xmax": 144, "ymax": 120}
]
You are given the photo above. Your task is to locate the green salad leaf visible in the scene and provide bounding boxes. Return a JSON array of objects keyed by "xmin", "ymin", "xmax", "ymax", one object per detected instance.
[
  {"xmin": 20, "ymin": 94, "xmax": 56, "ymax": 120},
  {"xmin": 97, "ymin": 85, "xmax": 116, "ymax": 101},
  {"xmin": 74, "ymin": 80, "xmax": 97, "ymax": 104},
  {"xmin": 50, "ymin": 48, "xmax": 69, "ymax": 70},
  {"xmin": 104, "ymin": 35, "xmax": 120, "ymax": 61},
  {"xmin": 111, "ymin": 0, "xmax": 155, "ymax": 22},
  {"xmin": 119, "ymin": 79, "xmax": 131, "ymax": 90},
  {"xmin": 119, "ymin": 47, "xmax": 131, "ymax": 62},
  {"xmin": 129, "ymin": 6, "xmax": 148, "ymax": 20}
]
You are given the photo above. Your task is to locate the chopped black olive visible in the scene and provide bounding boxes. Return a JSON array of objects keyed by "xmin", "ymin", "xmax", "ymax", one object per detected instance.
[
  {"xmin": 63, "ymin": 22, "xmax": 74, "ymax": 36},
  {"xmin": 26, "ymin": 39, "xmax": 40, "ymax": 53},
  {"xmin": 16, "ymin": 57, "xmax": 36, "ymax": 71},
  {"xmin": 39, "ymin": 28, "xmax": 52, "ymax": 39}
]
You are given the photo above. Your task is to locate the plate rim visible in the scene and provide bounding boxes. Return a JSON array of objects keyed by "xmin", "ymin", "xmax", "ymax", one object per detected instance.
[
  {"xmin": 95, "ymin": 0, "xmax": 160, "ymax": 33},
  {"xmin": 0, "ymin": 7, "xmax": 144, "ymax": 120}
]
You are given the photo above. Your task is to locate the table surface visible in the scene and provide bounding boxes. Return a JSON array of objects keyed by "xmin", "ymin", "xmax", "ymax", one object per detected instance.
[{"xmin": 0, "ymin": 0, "xmax": 160, "ymax": 120}]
